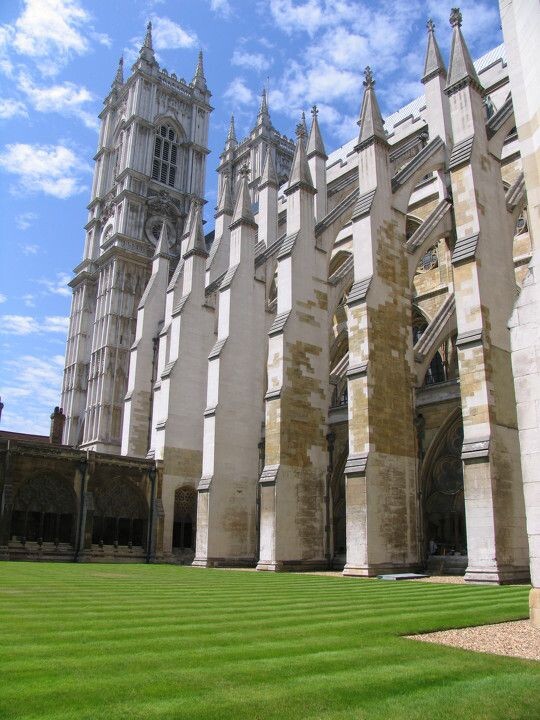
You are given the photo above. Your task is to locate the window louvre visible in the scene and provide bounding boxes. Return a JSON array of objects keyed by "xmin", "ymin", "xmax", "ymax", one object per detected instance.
[{"xmin": 152, "ymin": 124, "xmax": 179, "ymax": 188}]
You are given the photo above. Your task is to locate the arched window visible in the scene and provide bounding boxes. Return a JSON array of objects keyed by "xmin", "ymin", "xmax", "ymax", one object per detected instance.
[
  {"xmin": 152, "ymin": 124, "xmax": 179, "ymax": 188},
  {"xmin": 91, "ymin": 477, "xmax": 148, "ymax": 548}
]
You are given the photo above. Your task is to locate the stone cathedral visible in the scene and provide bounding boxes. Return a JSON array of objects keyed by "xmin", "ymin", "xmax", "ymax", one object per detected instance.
[{"xmin": 1, "ymin": 2, "xmax": 539, "ymax": 623}]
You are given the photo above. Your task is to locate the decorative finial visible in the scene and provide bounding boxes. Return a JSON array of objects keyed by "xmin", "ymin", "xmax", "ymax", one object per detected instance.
[
  {"xmin": 311, "ymin": 104, "xmax": 319, "ymax": 117},
  {"xmin": 239, "ymin": 163, "xmax": 250, "ymax": 179},
  {"xmin": 449, "ymin": 8, "xmax": 462, "ymax": 27},
  {"xmin": 427, "ymin": 18, "xmax": 435, "ymax": 32},
  {"xmin": 363, "ymin": 66, "xmax": 374, "ymax": 88},
  {"xmin": 113, "ymin": 55, "xmax": 124, "ymax": 86},
  {"xmin": 295, "ymin": 122, "xmax": 306, "ymax": 140}
]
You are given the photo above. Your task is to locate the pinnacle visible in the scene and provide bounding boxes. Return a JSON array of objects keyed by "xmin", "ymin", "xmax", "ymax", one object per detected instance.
[
  {"xmin": 216, "ymin": 174, "xmax": 234, "ymax": 216},
  {"xmin": 153, "ymin": 221, "xmax": 169, "ymax": 259},
  {"xmin": 143, "ymin": 21, "xmax": 153, "ymax": 50},
  {"xmin": 446, "ymin": 8, "xmax": 482, "ymax": 92},
  {"xmin": 232, "ymin": 164, "xmax": 256, "ymax": 226},
  {"xmin": 285, "ymin": 119, "xmax": 315, "ymax": 195},
  {"xmin": 260, "ymin": 150, "xmax": 279, "ymax": 189},
  {"xmin": 307, "ymin": 104, "xmax": 327, "ymax": 160},
  {"xmin": 422, "ymin": 18, "xmax": 446, "ymax": 83},
  {"xmin": 357, "ymin": 66, "xmax": 387, "ymax": 147},
  {"xmin": 184, "ymin": 200, "xmax": 208, "ymax": 257},
  {"xmin": 192, "ymin": 49, "xmax": 207, "ymax": 90},
  {"xmin": 112, "ymin": 56, "xmax": 124, "ymax": 88},
  {"xmin": 224, "ymin": 114, "xmax": 237, "ymax": 152},
  {"xmin": 256, "ymin": 88, "xmax": 271, "ymax": 127}
]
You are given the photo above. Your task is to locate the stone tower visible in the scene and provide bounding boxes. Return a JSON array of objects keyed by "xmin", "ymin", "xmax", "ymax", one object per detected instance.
[{"xmin": 61, "ymin": 23, "xmax": 212, "ymax": 452}]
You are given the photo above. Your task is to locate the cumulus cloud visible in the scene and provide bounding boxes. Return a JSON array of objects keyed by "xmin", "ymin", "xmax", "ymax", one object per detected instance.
[
  {"xmin": 17, "ymin": 72, "xmax": 99, "ymax": 130},
  {"xmin": 223, "ymin": 77, "xmax": 255, "ymax": 106},
  {"xmin": 0, "ymin": 294, "xmax": 7, "ymax": 304},
  {"xmin": 151, "ymin": 15, "xmax": 198, "ymax": 50},
  {"xmin": 210, "ymin": 0, "xmax": 233, "ymax": 18},
  {"xmin": 1, "ymin": 0, "xmax": 110, "ymax": 76},
  {"xmin": 0, "ymin": 98, "xmax": 28, "ymax": 119},
  {"xmin": 0, "ymin": 143, "xmax": 90, "ymax": 198},
  {"xmin": 0, "ymin": 354, "xmax": 65, "ymax": 434},
  {"xmin": 232, "ymin": 49, "xmax": 272, "ymax": 73},
  {"xmin": 15, "ymin": 212, "xmax": 38, "ymax": 231},
  {"xmin": 38, "ymin": 272, "xmax": 72, "ymax": 297},
  {"xmin": 20, "ymin": 243, "xmax": 40, "ymax": 255},
  {"xmin": 0, "ymin": 315, "xmax": 69, "ymax": 335}
]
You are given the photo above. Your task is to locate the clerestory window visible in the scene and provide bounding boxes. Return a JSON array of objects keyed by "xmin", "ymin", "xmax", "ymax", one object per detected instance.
[{"xmin": 152, "ymin": 124, "xmax": 178, "ymax": 187}]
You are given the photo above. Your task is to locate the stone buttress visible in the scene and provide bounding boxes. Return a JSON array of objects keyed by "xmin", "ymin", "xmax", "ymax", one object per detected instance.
[
  {"xmin": 148, "ymin": 201, "xmax": 214, "ymax": 557},
  {"xmin": 194, "ymin": 166, "xmax": 266, "ymax": 566},
  {"xmin": 344, "ymin": 68, "xmax": 421, "ymax": 576},
  {"xmin": 445, "ymin": 10, "xmax": 528, "ymax": 582},
  {"xmin": 257, "ymin": 124, "xmax": 329, "ymax": 571}
]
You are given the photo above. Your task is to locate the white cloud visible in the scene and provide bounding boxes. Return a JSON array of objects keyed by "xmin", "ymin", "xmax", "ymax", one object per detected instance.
[
  {"xmin": 268, "ymin": 0, "xmax": 328, "ymax": 36},
  {"xmin": 39, "ymin": 272, "xmax": 72, "ymax": 297},
  {"xmin": 0, "ymin": 354, "xmax": 65, "ymax": 434},
  {"xmin": 17, "ymin": 72, "xmax": 98, "ymax": 130},
  {"xmin": 3, "ymin": 0, "xmax": 110, "ymax": 76},
  {"xmin": 0, "ymin": 98, "xmax": 27, "ymax": 119},
  {"xmin": 151, "ymin": 15, "xmax": 198, "ymax": 50},
  {"xmin": 0, "ymin": 294, "xmax": 6, "ymax": 304},
  {"xmin": 0, "ymin": 314, "xmax": 69, "ymax": 335},
  {"xmin": 0, "ymin": 143, "xmax": 90, "ymax": 198},
  {"xmin": 232, "ymin": 49, "xmax": 272, "ymax": 73},
  {"xmin": 223, "ymin": 77, "xmax": 255, "ymax": 106},
  {"xmin": 22, "ymin": 294, "xmax": 36, "ymax": 308},
  {"xmin": 15, "ymin": 212, "xmax": 38, "ymax": 230},
  {"xmin": 20, "ymin": 243, "xmax": 40, "ymax": 255},
  {"xmin": 210, "ymin": 0, "xmax": 232, "ymax": 18}
]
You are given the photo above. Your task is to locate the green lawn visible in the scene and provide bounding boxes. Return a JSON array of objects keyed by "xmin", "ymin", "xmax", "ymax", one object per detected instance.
[{"xmin": 0, "ymin": 563, "xmax": 538, "ymax": 720}]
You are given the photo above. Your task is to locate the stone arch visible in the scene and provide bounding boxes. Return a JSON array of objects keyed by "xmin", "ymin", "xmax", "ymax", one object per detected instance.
[
  {"xmin": 172, "ymin": 485, "xmax": 197, "ymax": 554},
  {"xmin": 420, "ymin": 408, "xmax": 467, "ymax": 566},
  {"xmin": 11, "ymin": 475, "xmax": 77, "ymax": 545},
  {"xmin": 91, "ymin": 476, "xmax": 148, "ymax": 547}
]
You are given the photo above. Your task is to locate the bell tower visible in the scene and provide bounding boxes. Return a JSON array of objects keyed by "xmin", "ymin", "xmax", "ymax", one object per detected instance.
[{"xmin": 61, "ymin": 23, "xmax": 212, "ymax": 452}]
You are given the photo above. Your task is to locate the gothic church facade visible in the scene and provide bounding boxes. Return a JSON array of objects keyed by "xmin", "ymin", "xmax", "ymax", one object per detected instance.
[{"xmin": 1, "ymin": 4, "xmax": 539, "ymax": 624}]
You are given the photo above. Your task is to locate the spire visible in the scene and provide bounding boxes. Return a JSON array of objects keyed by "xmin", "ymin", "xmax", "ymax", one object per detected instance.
[
  {"xmin": 231, "ymin": 164, "xmax": 256, "ymax": 226},
  {"xmin": 153, "ymin": 221, "xmax": 170, "ymax": 259},
  {"xmin": 357, "ymin": 66, "xmax": 387, "ymax": 148},
  {"xmin": 224, "ymin": 114, "xmax": 237, "ymax": 152},
  {"xmin": 192, "ymin": 49, "xmax": 207, "ymax": 90},
  {"xmin": 307, "ymin": 105, "xmax": 327, "ymax": 159},
  {"xmin": 112, "ymin": 56, "xmax": 124, "ymax": 88},
  {"xmin": 184, "ymin": 200, "xmax": 208, "ymax": 258},
  {"xmin": 422, "ymin": 19, "xmax": 446, "ymax": 83},
  {"xmin": 256, "ymin": 88, "xmax": 270, "ymax": 127},
  {"xmin": 446, "ymin": 8, "xmax": 482, "ymax": 93},
  {"xmin": 285, "ymin": 121, "xmax": 315, "ymax": 195},
  {"xmin": 259, "ymin": 150, "xmax": 279, "ymax": 189},
  {"xmin": 216, "ymin": 174, "xmax": 234, "ymax": 216}
]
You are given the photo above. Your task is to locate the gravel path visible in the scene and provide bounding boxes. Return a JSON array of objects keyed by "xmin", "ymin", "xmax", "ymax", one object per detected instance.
[{"xmin": 406, "ymin": 620, "xmax": 540, "ymax": 661}]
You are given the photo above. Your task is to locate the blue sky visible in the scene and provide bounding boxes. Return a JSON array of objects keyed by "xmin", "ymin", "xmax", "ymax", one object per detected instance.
[{"xmin": 0, "ymin": 0, "xmax": 502, "ymax": 435}]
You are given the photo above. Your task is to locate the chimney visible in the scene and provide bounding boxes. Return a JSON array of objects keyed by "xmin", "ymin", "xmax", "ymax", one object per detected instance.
[{"xmin": 49, "ymin": 407, "xmax": 66, "ymax": 445}]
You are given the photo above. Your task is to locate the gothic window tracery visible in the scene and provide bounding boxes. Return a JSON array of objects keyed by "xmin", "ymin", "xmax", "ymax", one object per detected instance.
[
  {"xmin": 152, "ymin": 124, "xmax": 179, "ymax": 188},
  {"xmin": 91, "ymin": 477, "xmax": 147, "ymax": 548}
]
